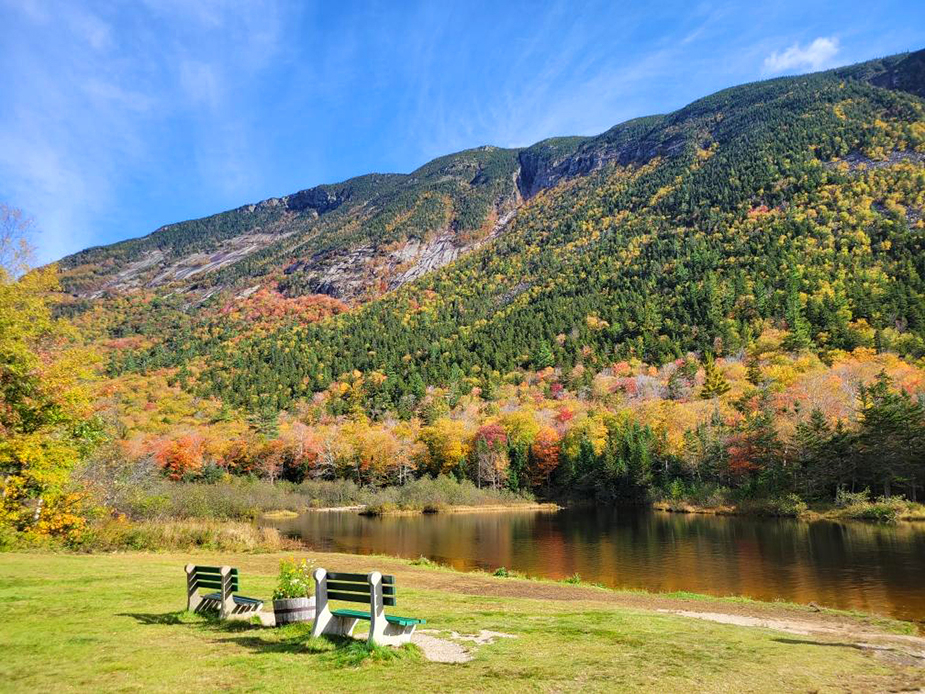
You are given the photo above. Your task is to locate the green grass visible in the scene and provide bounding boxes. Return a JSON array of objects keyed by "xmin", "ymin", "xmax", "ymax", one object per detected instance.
[{"xmin": 0, "ymin": 552, "xmax": 919, "ymax": 693}]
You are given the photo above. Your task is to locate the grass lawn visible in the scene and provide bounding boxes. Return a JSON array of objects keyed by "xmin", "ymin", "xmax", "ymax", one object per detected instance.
[{"xmin": 0, "ymin": 551, "xmax": 921, "ymax": 693}]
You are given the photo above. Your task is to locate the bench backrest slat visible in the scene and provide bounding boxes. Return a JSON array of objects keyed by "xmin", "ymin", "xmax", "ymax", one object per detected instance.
[
  {"xmin": 327, "ymin": 590, "xmax": 372, "ymax": 604},
  {"xmin": 190, "ymin": 566, "xmax": 239, "ymax": 593},
  {"xmin": 327, "ymin": 572, "xmax": 394, "ymax": 584},
  {"xmin": 326, "ymin": 580, "xmax": 396, "ymax": 596},
  {"xmin": 323, "ymin": 572, "xmax": 397, "ymax": 607},
  {"xmin": 193, "ymin": 566, "xmax": 238, "ymax": 576}
]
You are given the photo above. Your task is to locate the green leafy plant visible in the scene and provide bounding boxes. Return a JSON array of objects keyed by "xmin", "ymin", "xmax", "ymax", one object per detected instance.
[{"xmin": 273, "ymin": 557, "xmax": 315, "ymax": 600}]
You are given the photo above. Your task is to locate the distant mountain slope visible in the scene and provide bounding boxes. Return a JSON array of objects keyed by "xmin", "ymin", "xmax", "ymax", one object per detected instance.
[
  {"xmin": 58, "ymin": 50, "xmax": 924, "ymax": 309},
  {"xmin": 90, "ymin": 49, "xmax": 925, "ymax": 412},
  {"xmin": 59, "ymin": 147, "xmax": 524, "ymax": 302}
]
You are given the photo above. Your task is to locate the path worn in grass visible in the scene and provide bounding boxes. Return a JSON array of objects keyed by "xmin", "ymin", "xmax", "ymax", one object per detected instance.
[{"xmin": 0, "ymin": 550, "xmax": 922, "ymax": 693}]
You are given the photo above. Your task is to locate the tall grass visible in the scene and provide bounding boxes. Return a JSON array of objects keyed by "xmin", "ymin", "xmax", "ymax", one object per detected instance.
[
  {"xmin": 107, "ymin": 475, "xmax": 534, "ymax": 521},
  {"xmin": 77, "ymin": 519, "xmax": 296, "ymax": 552}
]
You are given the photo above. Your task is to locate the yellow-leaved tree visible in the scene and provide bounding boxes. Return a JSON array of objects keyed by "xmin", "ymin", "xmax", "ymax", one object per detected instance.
[{"xmin": 0, "ymin": 205, "xmax": 100, "ymax": 542}]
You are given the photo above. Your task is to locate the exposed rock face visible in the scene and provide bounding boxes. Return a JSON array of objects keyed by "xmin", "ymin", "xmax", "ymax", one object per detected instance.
[
  {"xmin": 866, "ymin": 48, "xmax": 925, "ymax": 98},
  {"xmin": 826, "ymin": 150, "xmax": 925, "ymax": 172},
  {"xmin": 283, "ymin": 208, "xmax": 518, "ymax": 302},
  {"xmin": 516, "ymin": 119, "xmax": 688, "ymax": 199},
  {"xmin": 85, "ymin": 231, "xmax": 293, "ymax": 299},
  {"xmin": 284, "ymin": 187, "xmax": 343, "ymax": 214}
]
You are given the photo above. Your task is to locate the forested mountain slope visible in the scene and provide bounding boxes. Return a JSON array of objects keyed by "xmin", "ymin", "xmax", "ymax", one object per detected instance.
[
  {"xmin": 60, "ymin": 50, "xmax": 923, "ymax": 312},
  {"xmin": 5, "ymin": 47, "xmax": 915, "ymax": 518},
  {"xmin": 82, "ymin": 49, "xmax": 925, "ymax": 415}
]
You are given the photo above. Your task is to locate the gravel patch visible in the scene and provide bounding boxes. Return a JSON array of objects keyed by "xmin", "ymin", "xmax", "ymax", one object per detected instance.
[{"xmin": 414, "ymin": 629, "xmax": 518, "ymax": 663}]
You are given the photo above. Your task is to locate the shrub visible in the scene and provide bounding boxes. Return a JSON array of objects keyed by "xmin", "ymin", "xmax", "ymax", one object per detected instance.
[
  {"xmin": 737, "ymin": 494, "xmax": 807, "ymax": 517},
  {"xmin": 410, "ymin": 556, "xmax": 438, "ymax": 568},
  {"xmin": 835, "ymin": 487, "xmax": 871, "ymax": 509}
]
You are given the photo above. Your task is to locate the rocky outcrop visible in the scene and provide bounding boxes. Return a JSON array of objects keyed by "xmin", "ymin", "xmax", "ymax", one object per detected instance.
[
  {"xmin": 866, "ymin": 48, "xmax": 925, "ymax": 98},
  {"xmin": 282, "ymin": 207, "xmax": 519, "ymax": 302},
  {"xmin": 284, "ymin": 186, "xmax": 344, "ymax": 214},
  {"xmin": 516, "ymin": 117, "xmax": 679, "ymax": 199}
]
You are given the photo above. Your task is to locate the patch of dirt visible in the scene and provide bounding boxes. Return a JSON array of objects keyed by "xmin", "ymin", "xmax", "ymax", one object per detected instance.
[
  {"xmin": 412, "ymin": 632, "xmax": 471, "ymax": 663},
  {"xmin": 413, "ymin": 629, "xmax": 517, "ymax": 663},
  {"xmin": 658, "ymin": 610, "xmax": 925, "ymax": 667}
]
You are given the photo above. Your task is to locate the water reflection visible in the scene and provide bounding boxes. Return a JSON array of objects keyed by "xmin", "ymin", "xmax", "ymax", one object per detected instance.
[{"xmin": 260, "ymin": 507, "xmax": 925, "ymax": 622}]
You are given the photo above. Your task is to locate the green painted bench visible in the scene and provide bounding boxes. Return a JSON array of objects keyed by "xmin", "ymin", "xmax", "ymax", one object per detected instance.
[
  {"xmin": 184, "ymin": 564, "xmax": 263, "ymax": 620},
  {"xmin": 310, "ymin": 568, "xmax": 425, "ymax": 646}
]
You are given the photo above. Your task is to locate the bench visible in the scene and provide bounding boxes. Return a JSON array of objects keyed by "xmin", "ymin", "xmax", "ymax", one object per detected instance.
[
  {"xmin": 184, "ymin": 564, "xmax": 263, "ymax": 620},
  {"xmin": 310, "ymin": 568, "xmax": 425, "ymax": 646}
]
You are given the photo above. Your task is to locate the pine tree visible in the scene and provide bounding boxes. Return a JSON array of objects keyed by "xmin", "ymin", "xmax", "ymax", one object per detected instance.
[
  {"xmin": 249, "ymin": 405, "xmax": 279, "ymax": 438},
  {"xmin": 700, "ymin": 354, "xmax": 731, "ymax": 399},
  {"xmin": 532, "ymin": 342, "xmax": 554, "ymax": 369},
  {"xmin": 782, "ymin": 281, "xmax": 813, "ymax": 352}
]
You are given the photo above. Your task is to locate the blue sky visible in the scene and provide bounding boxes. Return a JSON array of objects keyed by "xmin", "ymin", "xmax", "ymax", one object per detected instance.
[{"xmin": 1, "ymin": 1, "xmax": 924, "ymax": 264}]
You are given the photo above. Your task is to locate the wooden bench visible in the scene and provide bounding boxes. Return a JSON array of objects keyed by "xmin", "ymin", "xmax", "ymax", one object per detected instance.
[
  {"xmin": 310, "ymin": 568, "xmax": 425, "ymax": 646},
  {"xmin": 184, "ymin": 564, "xmax": 263, "ymax": 620}
]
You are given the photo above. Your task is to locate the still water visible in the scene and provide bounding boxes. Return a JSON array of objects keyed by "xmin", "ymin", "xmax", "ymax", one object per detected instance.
[{"xmin": 261, "ymin": 506, "xmax": 925, "ymax": 623}]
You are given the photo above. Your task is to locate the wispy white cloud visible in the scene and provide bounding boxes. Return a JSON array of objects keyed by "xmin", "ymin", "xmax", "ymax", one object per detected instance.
[
  {"xmin": 0, "ymin": 0, "xmax": 919, "ymax": 268},
  {"xmin": 763, "ymin": 37, "xmax": 840, "ymax": 74},
  {"xmin": 0, "ymin": 0, "xmax": 287, "ymax": 263}
]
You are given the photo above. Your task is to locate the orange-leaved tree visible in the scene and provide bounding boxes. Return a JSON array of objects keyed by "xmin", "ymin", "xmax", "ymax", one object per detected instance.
[{"xmin": 530, "ymin": 427, "xmax": 561, "ymax": 489}]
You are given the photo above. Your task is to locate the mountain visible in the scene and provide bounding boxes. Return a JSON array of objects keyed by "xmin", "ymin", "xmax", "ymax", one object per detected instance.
[
  {"xmin": 59, "ymin": 51, "xmax": 921, "ymax": 307},
  {"xmin": 62, "ymin": 50, "xmax": 925, "ymax": 413}
]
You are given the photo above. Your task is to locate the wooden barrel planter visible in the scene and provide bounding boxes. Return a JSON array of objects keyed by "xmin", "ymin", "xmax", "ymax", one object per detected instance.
[{"xmin": 273, "ymin": 597, "xmax": 315, "ymax": 626}]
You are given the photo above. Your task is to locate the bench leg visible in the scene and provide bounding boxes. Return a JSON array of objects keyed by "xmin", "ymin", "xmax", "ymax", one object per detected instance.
[
  {"xmin": 374, "ymin": 622, "xmax": 417, "ymax": 647},
  {"xmin": 185, "ymin": 564, "xmax": 203, "ymax": 612},
  {"xmin": 225, "ymin": 603, "xmax": 262, "ymax": 621},
  {"xmin": 311, "ymin": 609, "xmax": 359, "ymax": 638},
  {"xmin": 219, "ymin": 566, "xmax": 235, "ymax": 620}
]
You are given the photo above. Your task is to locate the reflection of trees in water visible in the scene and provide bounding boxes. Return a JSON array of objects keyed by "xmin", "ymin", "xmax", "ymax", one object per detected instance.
[{"xmin": 263, "ymin": 509, "xmax": 925, "ymax": 621}]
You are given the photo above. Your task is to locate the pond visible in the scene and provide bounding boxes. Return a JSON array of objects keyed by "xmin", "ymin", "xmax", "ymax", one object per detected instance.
[{"xmin": 260, "ymin": 506, "xmax": 925, "ymax": 624}]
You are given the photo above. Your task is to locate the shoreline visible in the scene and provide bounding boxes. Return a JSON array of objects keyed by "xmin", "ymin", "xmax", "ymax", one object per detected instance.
[
  {"xmin": 357, "ymin": 501, "xmax": 561, "ymax": 516},
  {"xmin": 261, "ymin": 499, "xmax": 925, "ymax": 523},
  {"xmin": 651, "ymin": 500, "xmax": 925, "ymax": 523},
  {"xmin": 261, "ymin": 501, "xmax": 562, "ymax": 519}
]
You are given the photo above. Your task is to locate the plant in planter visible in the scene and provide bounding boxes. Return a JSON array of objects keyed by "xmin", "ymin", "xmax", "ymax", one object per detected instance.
[{"xmin": 273, "ymin": 557, "xmax": 316, "ymax": 626}]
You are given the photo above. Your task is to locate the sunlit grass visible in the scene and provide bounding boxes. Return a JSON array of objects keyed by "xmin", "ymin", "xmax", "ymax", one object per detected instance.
[{"xmin": 0, "ymin": 551, "xmax": 918, "ymax": 692}]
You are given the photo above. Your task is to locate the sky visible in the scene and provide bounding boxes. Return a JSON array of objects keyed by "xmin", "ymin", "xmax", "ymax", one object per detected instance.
[{"xmin": 1, "ymin": 1, "xmax": 924, "ymax": 264}]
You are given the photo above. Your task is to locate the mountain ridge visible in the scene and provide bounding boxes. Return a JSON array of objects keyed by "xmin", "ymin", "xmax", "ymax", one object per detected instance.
[{"xmin": 59, "ymin": 49, "xmax": 924, "ymax": 306}]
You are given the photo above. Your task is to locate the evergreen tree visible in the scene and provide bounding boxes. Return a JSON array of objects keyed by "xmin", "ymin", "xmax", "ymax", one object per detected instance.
[
  {"xmin": 782, "ymin": 281, "xmax": 813, "ymax": 352},
  {"xmin": 700, "ymin": 354, "xmax": 731, "ymax": 399},
  {"xmin": 532, "ymin": 342, "xmax": 554, "ymax": 369},
  {"xmin": 249, "ymin": 405, "xmax": 279, "ymax": 439}
]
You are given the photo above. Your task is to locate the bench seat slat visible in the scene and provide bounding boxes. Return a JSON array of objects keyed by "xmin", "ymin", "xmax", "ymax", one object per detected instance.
[
  {"xmin": 202, "ymin": 592, "xmax": 263, "ymax": 606},
  {"xmin": 331, "ymin": 608, "xmax": 424, "ymax": 627}
]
